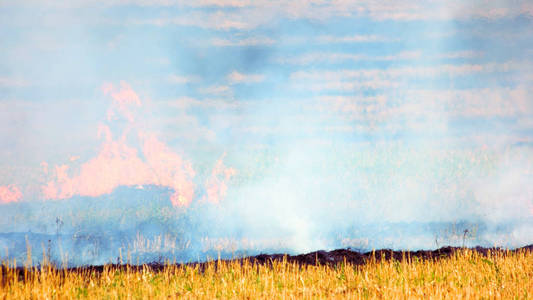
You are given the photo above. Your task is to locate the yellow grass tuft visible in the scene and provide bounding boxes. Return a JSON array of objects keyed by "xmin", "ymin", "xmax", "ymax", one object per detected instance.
[{"xmin": 1, "ymin": 249, "xmax": 532, "ymax": 299}]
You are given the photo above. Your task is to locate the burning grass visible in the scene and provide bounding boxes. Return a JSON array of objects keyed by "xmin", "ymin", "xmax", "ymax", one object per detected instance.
[{"xmin": 1, "ymin": 248, "xmax": 532, "ymax": 299}]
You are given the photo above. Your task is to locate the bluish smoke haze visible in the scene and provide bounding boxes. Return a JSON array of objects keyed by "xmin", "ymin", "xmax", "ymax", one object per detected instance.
[{"xmin": 0, "ymin": 1, "xmax": 532, "ymax": 266}]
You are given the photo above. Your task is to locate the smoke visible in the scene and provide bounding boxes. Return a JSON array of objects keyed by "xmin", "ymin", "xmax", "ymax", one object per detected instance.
[
  {"xmin": 0, "ymin": 0, "xmax": 532, "ymax": 267},
  {"xmin": 2, "ymin": 79, "xmax": 533, "ymax": 266}
]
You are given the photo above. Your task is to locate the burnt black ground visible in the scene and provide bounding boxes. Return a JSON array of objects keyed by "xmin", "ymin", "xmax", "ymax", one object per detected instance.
[
  {"xmin": 38, "ymin": 245, "xmax": 533, "ymax": 272},
  {"xmin": 229, "ymin": 244, "xmax": 533, "ymax": 268},
  {"xmin": 3, "ymin": 244, "xmax": 532, "ymax": 280}
]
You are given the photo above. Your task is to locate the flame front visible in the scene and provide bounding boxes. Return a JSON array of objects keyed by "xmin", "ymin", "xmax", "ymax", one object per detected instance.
[{"xmin": 40, "ymin": 82, "xmax": 234, "ymax": 207}]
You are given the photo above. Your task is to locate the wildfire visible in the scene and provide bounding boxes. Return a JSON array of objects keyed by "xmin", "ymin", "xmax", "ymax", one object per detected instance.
[
  {"xmin": 40, "ymin": 81, "xmax": 235, "ymax": 207},
  {"xmin": 0, "ymin": 184, "xmax": 22, "ymax": 204},
  {"xmin": 205, "ymin": 153, "xmax": 236, "ymax": 204}
]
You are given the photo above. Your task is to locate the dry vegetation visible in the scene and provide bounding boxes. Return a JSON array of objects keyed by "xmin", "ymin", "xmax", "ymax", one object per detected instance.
[{"xmin": 1, "ymin": 249, "xmax": 532, "ymax": 299}]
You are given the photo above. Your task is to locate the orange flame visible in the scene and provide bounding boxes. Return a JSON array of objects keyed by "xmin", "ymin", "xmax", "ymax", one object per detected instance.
[
  {"xmin": 42, "ymin": 126, "xmax": 196, "ymax": 206},
  {"xmin": 0, "ymin": 185, "xmax": 22, "ymax": 204},
  {"xmin": 41, "ymin": 81, "xmax": 235, "ymax": 207},
  {"xmin": 205, "ymin": 153, "xmax": 236, "ymax": 204},
  {"xmin": 102, "ymin": 81, "xmax": 141, "ymax": 122}
]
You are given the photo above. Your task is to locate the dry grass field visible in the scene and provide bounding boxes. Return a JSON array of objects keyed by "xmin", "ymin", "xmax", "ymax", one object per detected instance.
[{"xmin": 1, "ymin": 249, "xmax": 532, "ymax": 299}]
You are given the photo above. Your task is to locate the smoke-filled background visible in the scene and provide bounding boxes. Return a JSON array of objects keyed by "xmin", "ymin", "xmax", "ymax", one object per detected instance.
[{"xmin": 1, "ymin": 1, "xmax": 533, "ymax": 266}]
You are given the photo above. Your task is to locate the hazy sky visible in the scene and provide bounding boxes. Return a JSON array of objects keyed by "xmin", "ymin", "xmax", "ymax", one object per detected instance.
[{"xmin": 1, "ymin": 1, "xmax": 533, "ymax": 252}]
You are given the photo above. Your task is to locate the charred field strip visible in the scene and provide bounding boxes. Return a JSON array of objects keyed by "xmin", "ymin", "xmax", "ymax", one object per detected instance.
[
  {"xmin": 2, "ymin": 245, "xmax": 533, "ymax": 299},
  {"xmin": 3, "ymin": 244, "xmax": 533, "ymax": 277}
]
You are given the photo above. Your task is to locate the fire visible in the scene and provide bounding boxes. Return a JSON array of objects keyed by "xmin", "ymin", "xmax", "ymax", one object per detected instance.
[
  {"xmin": 205, "ymin": 153, "xmax": 237, "ymax": 204},
  {"xmin": 42, "ymin": 125, "xmax": 197, "ymax": 206},
  {"xmin": 0, "ymin": 185, "xmax": 22, "ymax": 204},
  {"xmin": 140, "ymin": 132, "xmax": 196, "ymax": 207},
  {"xmin": 102, "ymin": 81, "xmax": 141, "ymax": 122},
  {"xmin": 40, "ymin": 81, "xmax": 234, "ymax": 207}
]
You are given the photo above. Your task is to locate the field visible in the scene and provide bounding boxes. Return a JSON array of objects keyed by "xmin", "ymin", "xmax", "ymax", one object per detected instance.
[{"xmin": 1, "ymin": 248, "xmax": 532, "ymax": 299}]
